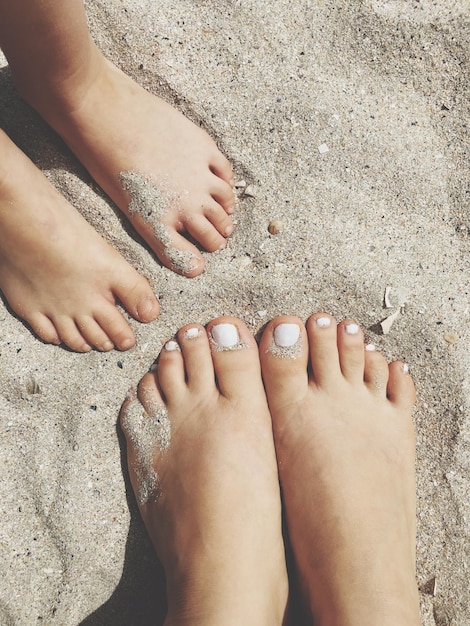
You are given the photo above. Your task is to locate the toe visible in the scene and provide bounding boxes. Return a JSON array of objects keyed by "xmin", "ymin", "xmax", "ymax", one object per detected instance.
[
  {"xmin": 54, "ymin": 316, "xmax": 92, "ymax": 352},
  {"xmin": 76, "ymin": 315, "xmax": 114, "ymax": 352},
  {"xmin": 209, "ymin": 150, "xmax": 234, "ymax": 186},
  {"xmin": 112, "ymin": 271, "xmax": 159, "ymax": 323},
  {"xmin": 387, "ymin": 361, "xmax": 416, "ymax": 409},
  {"xmin": 176, "ymin": 324, "xmax": 215, "ymax": 393},
  {"xmin": 183, "ymin": 212, "xmax": 228, "ymax": 252},
  {"xmin": 155, "ymin": 225, "xmax": 205, "ymax": 277},
  {"xmin": 203, "ymin": 199, "xmax": 235, "ymax": 236},
  {"xmin": 210, "ymin": 175, "xmax": 236, "ymax": 214},
  {"xmin": 305, "ymin": 313, "xmax": 341, "ymax": 387},
  {"xmin": 206, "ymin": 316, "xmax": 261, "ymax": 399},
  {"xmin": 336, "ymin": 319, "xmax": 366, "ymax": 384},
  {"xmin": 258, "ymin": 316, "xmax": 309, "ymax": 411},
  {"xmin": 93, "ymin": 306, "xmax": 136, "ymax": 351},
  {"xmin": 154, "ymin": 337, "xmax": 187, "ymax": 400},
  {"xmin": 28, "ymin": 312, "xmax": 61, "ymax": 345},
  {"xmin": 363, "ymin": 346, "xmax": 390, "ymax": 395}
]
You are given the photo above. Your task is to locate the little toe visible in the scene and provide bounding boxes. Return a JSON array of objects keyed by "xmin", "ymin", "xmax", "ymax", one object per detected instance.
[
  {"xmin": 120, "ymin": 379, "xmax": 169, "ymax": 507},
  {"xmin": 305, "ymin": 313, "xmax": 342, "ymax": 387},
  {"xmin": 258, "ymin": 316, "xmax": 309, "ymax": 411},
  {"xmin": 387, "ymin": 361, "xmax": 416, "ymax": 409},
  {"xmin": 206, "ymin": 316, "xmax": 261, "ymax": 399},
  {"xmin": 363, "ymin": 345, "xmax": 390, "ymax": 395},
  {"xmin": 93, "ymin": 306, "xmax": 136, "ymax": 351},
  {"xmin": 336, "ymin": 319, "xmax": 366, "ymax": 384},
  {"xmin": 54, "ymin": 317, "xmax": 92, "ymax": 352},
  {"xmin": 28, "ymin": 312, "xmax": 61, "ymax": 346},
  {"xmin": 76, "ymin": 316, "xmax": 114, "ymax": 352}
]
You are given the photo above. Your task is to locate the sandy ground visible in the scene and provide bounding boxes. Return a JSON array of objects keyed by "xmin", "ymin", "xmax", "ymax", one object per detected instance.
[{"xmin": 0, "ymin": 1, "xmax": 469, "ymax": 624}]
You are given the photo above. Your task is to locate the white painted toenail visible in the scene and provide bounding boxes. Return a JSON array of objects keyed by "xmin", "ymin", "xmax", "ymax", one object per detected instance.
[
  {"xmin": 274, "ymin": 324, "xmax": 300, "ymax": 347},
  {"xmin": 211, "ymin": 323, "xmax": 240, "ymax": 349},
  {"xmin": 164, "ymin": 340, "xmax": 180, "ymax": 351},
  {"xmin": 316, "ymin": 316, "xmax": 331, "ymax": 328},
  {"xmin": 184, "ymin": 327, "xmax": 201, "ymax": 339},
  {"xmin": 345, "ymin": 323, "xmax": 360, "ymax": 335},
  {"xmin": 365, "ymin": 343, "xmax": 376, "ymax": 351},
  {"xmin": 403, "ymin": 363, "xmax": 409, "ymax": 374}
]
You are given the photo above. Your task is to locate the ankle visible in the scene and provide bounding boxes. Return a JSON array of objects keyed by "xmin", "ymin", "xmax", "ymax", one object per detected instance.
[
  {"xmin": 312, "ymin": 582, "xmax": 421, "ymax": 626},
  {"xmin": 164, "ymin": 563, "xmax": 286, "ymax": 626},
  {"xmin": 11, "ymin": 41, "xmax": 103, "ymax": 122}
]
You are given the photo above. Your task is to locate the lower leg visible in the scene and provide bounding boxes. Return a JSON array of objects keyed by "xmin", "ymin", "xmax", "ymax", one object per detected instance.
[{"xmin": 259, "ymin": 314, "xmax": 421, "ymax": 626}]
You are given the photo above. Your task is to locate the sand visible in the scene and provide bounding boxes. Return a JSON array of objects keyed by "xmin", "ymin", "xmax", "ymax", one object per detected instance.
[{"xmin": 0, "ymin": 1, "xmax": 469, "ymax": 624}]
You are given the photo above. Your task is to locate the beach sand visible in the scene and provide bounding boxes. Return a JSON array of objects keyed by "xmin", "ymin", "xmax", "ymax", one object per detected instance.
[{"xmin": 0, "ymin": 1, "xmax": 469, "ymax": 624}]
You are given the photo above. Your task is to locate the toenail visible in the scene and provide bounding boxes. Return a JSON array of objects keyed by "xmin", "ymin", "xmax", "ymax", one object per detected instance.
[
  {"xmin": 345, "ymin": 323, "xmax": 360, "ymax": 335},
  {"xmin": 137, "ymin": 297, "xmax": 159, "ymax": 319},
  {"xmin": 365, "ymin": 343, "xmax": 376, "ymax": 351},
  {"xmin": 120, "ymin": 337, "xmax": 135, "ymax": 350},
  {"xmin": 164, "ymin": 340, "xmax": 180, "ymax": 351},
  {"xmin": 403, "ymin": 363, "xmax": 409, "ymax": 374},
  {"xmin": 102, "ymin": 340, "xmax": 114, "ymax": 351},
  {"xmin": 274, "ymin": 323, "xmax": 300, "ymax": 347},
  {"xmin": 184, "ymin": 327, "xmax": 202, "ymax": 339},
  {"xmin": 211, "ymin": 323, "xmax": 241, "ymax": 349},
  {"xmin": 316, "ymin": 316, "xmax": 331, "ymax": 328},
  {"xmin": 225, "ymin": 224, "xmax": 234, "ymax": 235}
]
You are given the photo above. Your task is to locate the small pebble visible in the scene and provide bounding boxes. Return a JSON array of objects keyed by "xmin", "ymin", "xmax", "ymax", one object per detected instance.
[
  {"xmin": 268, "ymin": 220, "xmax": 284, "ymax": 235},
  {"xmin": 443, "ymin": 331, "xmax": 458, "ymax": 344},
  {"xmin": 318, "ymin": 143, "xmax": 329, "ymax": 154},
  {"xmin": 243, "ymin": 185, "xmax": 256, "ymax": 198}
]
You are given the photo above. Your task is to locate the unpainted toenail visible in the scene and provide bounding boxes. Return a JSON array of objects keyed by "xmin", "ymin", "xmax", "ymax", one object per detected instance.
[
  {"xmin": 345, "ymin": 323, "xmax": 360, "ymax": 335},
  {"xmin": 120, "ymin": 338, "xmax": 135, "ymax": 350},
  {"xmin": 102, "ymin": 341, "xmax": 114, "ymax": 351},
  {"xmin": 274, "ymin": 324, "xmax": 300, "ymax": 348},
  {"xmin": 365, "ymin": 343, "xmax": 376, "ymax": 351},
  {"xmin": 137, "ymin": 297, "xmax": 159, "ymax": 319},
  {"xmin": 211, "ymin": 323, "xmax": 242, "ymax": 350},
  {"xmin": 184, "ymin": 327, "xmax": 202, "ymax": 340},
  {"xmin": 164, "ymin": 340, "xmax": 180, "ymax": 351},
  {"xmin": 316, "ymin": 316, "xmax": 331, "ymax": 328}
]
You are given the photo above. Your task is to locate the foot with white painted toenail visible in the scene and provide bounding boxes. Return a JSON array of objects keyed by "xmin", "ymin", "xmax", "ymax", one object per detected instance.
[
  {"xmin": 259, "ymin": 313, "xmax": 420, "ymax": 626},
  {"xmin": 121, "ymin": 317, "xmax": 288, "ymax": 625}
]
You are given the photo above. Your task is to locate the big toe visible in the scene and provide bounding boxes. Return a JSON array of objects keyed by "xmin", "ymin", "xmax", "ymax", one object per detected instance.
[
  {"xmin": 206, "ymin": 317, "xmax": 264, "ymax": 400},
  {"xmin": 112, "ymin": 270, "xmax": 159, "ymax": 322},
  {"xmin": 259, "ymin": 316, "xmax": 309, "ymax": 412}
]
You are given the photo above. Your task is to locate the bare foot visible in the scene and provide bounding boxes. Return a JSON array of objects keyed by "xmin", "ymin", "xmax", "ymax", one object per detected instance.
[
  {"xmin": 259, "ymin": 314, "xmax": 421, "ymax": 626},
  {"xmin": 22, "ymin": 46, "xmax": 235, "ymax": 277},
  {"xmin": 0, "ymin": 129, "xmax": 159, "ymax": 352},
  {"xmin": 120, "ymin": 317, "xmax": 288, "ymax": 625}
]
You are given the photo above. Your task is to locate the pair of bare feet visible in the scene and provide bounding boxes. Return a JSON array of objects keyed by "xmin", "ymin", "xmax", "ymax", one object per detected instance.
[
  {"xmin": 121, "ymin": 314, "xmax": 421, "ymax": 626},
  {"xmin": 0, "ymin": 43, "xmax": 234, "ymax": 352}
]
